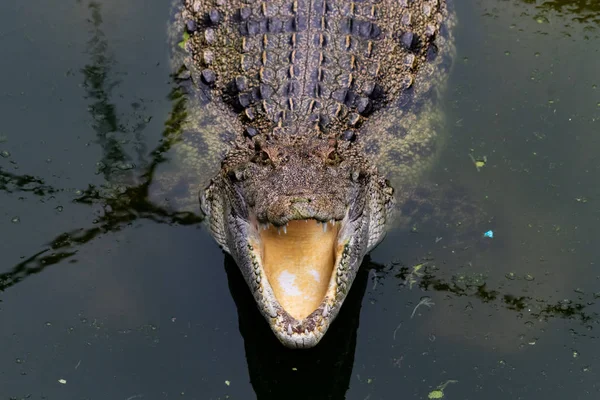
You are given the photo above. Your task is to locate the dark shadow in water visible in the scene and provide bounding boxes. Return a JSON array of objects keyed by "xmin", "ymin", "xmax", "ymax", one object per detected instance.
[{"xmin": 225, "ymin": 254, "xmax": 379, "ymax": 400}]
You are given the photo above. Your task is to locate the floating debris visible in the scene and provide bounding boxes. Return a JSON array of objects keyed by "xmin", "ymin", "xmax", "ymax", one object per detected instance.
[
  {"xmin": 370, "ymin": 269, "xmax": 379, "ymax": 290},
  {"xmin": 58, "ymin": 379, "xmax": 67, "ymax": 384},
  {"xmin": 411, "ymin": 296, "xmax": 435, "ymax": 319},
  {"xmin": 468, "ymin": 153, "xmax": 487, "ymax": 171},
  {"xmin": 428, "ymin": 380, "xmax": 458, "ymax": 399},
  {"xmin": 225, "ymin": 380, "xmax": 230, "ymax": 386},
  {"xmin": 483, "ymin": 230, "xmax": 494, "ymax": 238},
  {"xmin": 115, "ymin": 161, "xmax": 135, "ymax": 171},
  {"xmin": 404, "ymin": 262, "xmax": 427, "ymax": 289},
  {"xmin": 393, "ymin": 322, "xmax": 402, "ymax": 340}
]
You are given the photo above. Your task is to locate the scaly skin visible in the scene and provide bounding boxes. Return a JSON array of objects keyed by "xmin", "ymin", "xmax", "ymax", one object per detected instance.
[{"xmin": 164, "ymin": 0, "xmax": 456, "ymax": 348}]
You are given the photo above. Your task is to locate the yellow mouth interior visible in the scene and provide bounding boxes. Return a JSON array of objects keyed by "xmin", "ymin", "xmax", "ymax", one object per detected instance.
[{"xmin": 260, "ymin": 220, "xmax": 341, "ymax": 320}]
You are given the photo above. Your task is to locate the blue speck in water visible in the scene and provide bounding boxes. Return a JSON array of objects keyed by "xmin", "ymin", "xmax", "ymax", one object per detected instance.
[{"xmin": 483, "ymin": 230, "xmax": 494, "ymax": 238}]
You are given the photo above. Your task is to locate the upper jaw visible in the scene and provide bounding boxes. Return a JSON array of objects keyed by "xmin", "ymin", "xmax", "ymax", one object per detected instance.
[{"xmin": 253, "ymin": 194, "xmax": 349, "ymax": 227}]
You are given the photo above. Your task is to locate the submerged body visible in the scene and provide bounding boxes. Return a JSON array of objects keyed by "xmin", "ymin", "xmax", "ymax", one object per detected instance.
[{"xmin": 168, "ymin": 0, "xmax": 455, "ymax": 348}]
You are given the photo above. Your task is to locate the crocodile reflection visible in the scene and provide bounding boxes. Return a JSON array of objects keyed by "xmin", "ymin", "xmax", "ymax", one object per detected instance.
[{"xmin": 0, "ymin": 1, "xmax": 200, "ymax": 291}]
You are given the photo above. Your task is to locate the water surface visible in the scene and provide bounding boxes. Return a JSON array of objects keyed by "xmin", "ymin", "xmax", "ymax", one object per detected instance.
[{"xmin": 1, "ymin": 0, "xmax": 599, "ymax": 399}]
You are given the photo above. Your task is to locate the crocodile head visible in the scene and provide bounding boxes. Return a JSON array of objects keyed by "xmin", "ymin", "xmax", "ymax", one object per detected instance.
[{"xmin": 200, "ymin": 133, "xmax": 394, "ymax": 348}]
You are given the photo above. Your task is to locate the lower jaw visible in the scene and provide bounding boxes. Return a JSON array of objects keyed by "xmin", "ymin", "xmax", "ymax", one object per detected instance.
[
  {"xmin": 267, "ymin": 294, "xmax": 337, "ymax": 348},
  {"xmin": 247, "ymin": 252, "xmax": 352, "ymax": 348},
  {"xmin": 248, "ymin": 269, "xmax": 338, "ymax": 348}
]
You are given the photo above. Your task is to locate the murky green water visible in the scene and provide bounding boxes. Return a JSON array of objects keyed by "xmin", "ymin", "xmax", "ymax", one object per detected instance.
[{"xmin": 1, "ymin": 0, "xmax": 599, "ymax": 399}]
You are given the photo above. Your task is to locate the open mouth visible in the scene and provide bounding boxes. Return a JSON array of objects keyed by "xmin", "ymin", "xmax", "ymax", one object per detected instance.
[
  {"xmin": 260, "ymin": 219, "xmax": 341, "ymax": 320},
  {"xmin": 247, "ymin": 217, "xmax": 351, "ymax": 347}
]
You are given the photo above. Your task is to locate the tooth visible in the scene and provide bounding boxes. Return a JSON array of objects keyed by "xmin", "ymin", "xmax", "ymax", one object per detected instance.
[
  {"xmin": 322, "ymin": 222, "xmax": 327, "ymax": 233},
  {"xmin": 283, "ymin": 224, "xmax": 287, "ymax": 234},
  {"xmin": 322, "ymin": 304, "xmax": 329, "ymax": 317},
  {"xmin": 288, "ymin": 324, "xmax": 293, "ymax": 335},
  {"xmin": 278, "ymin": 227, "xmax": 281, "ymax": 235},
  {"xmin": 330, "ymin": 219, "xmax": 334, "ymax": 225}
]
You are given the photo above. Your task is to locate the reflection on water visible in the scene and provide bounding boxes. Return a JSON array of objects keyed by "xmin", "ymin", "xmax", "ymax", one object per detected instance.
[
  {"xmin": 522, "ymin": 0, "xmax": 600, "ymax": 26},
  {"xmin": 1, "ymin": 1, "xmax": 201, "ymax": 292},
  {"xmin": 82, "ymin": 2, "xmax": 131, "ymax": 180},
  {"xmin": 406, "ymin": 263, "xmax": 598, "ymax": 326}
]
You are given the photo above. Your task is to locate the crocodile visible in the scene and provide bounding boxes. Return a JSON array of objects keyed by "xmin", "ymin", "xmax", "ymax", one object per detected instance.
[{"xmin": 165, "ymin": 0, "xmax": 456, "ymax": 348}]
